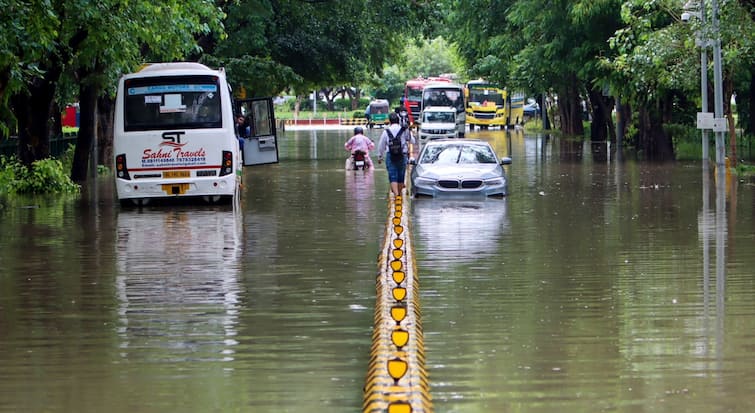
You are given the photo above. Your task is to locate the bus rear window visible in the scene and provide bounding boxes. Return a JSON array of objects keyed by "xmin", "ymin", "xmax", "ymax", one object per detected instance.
[{"xmin": 124, "ymin": 75, "xmax": 222, "ymax": 132}]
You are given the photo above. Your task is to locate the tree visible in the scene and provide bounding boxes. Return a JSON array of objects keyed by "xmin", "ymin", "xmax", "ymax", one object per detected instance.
[
  {"xmin": 1, "ymin": 0, "xmax": 225, "ymax": 182},
  {"xmin": 447, "ymin": 0, "xmax": 621, "ymax": 136},
  {"xmin": 403, "ymin": 37, "xmax": 461, "ymax": 78},
  {"xmin": 204, "ymin": 0, "xmax": 442, "ymax": 100},
  {"xmin": 0, "ymin": 1, "xmax": 57, "ymax": 140},
  {"xmin": 606, "ymin": 0, "xmax": 754, "ymax": 161}
]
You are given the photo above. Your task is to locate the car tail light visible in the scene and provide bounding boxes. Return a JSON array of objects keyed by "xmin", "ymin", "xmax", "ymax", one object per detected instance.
[
  {"xmin": 219, "ymin": 150, "xmax": 233, "ymax": 176},
  {"xmin": 115, "ymin": 154, "xmax": 131, "ymax": 180}
]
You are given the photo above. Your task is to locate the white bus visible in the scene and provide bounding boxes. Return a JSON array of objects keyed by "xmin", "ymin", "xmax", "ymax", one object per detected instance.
[
  {"xmin": 113, "ymin": 62, "xmax": 243, "ymax": 206},
  {"xmin": 421, "ymin": 82, "xmax": 466, "ymax": 138}
]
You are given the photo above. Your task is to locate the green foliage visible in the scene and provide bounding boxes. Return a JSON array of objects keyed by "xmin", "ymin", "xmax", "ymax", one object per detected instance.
[
  {"xmin": 402, "ymin": 37, "xmax": 462, "ymax": 79},
  {"xmin": 666, "ymin": 123, "xmax": 701, "ymax": 160},
  {"xmin": 368, "ymin": 65, "xmax": 407, "ymax": 105},
  {"xmin": 59, "ymin": 144, "xmax": 76, "ymax": 176},
  {"xmin": 0, "ymin": 155, "xmax": 80, "ymax": 195},
  {"xmin": 208, "ymin": 1, "xmax": 444, "ymax": 98},
  {"xmin": 735, "ymin": 160, "xmax": 755, "ymax": 179}
]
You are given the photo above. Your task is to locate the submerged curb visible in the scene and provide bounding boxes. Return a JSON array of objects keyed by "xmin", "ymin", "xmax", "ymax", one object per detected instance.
[{"xmin": 363, "ymin": 194, "xmax": 432, "ymax": 413}]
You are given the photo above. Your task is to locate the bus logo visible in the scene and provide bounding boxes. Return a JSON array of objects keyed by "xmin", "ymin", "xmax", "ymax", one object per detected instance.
[{"xmin": 162, "ymin": 131, "xmax": 185, "ymax": 144}]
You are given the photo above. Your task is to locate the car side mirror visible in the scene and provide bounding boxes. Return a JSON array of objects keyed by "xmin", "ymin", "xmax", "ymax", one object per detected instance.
[
  {"xmin": 409, "ymin": 158, "xmax": 417, "ymax": 165},
  {"xmin": 500, "ymin": 156, "xmax": 512, "ymax": 165}
]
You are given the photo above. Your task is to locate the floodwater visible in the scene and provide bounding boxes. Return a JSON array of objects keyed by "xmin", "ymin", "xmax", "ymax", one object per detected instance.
[{"xmin": 1, "ymin": 127, "xmax": 754, "ymax": 413}]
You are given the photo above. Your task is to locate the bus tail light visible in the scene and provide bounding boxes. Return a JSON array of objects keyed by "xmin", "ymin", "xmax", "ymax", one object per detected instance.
[
  {"xmin": 219, "ymin": 151, "xmax": 233, "ymax": 177},
  {"xmin": 115, "ymin": 154, "xmax": 131, "ymax": 180}
]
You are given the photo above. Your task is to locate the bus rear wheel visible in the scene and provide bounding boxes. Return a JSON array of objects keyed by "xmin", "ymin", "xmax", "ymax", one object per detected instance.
[{"xmin": 120, "ymin": 198, "xmax": 149, "ymax": 207}]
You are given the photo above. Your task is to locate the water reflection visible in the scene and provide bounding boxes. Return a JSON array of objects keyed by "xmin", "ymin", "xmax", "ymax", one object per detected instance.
[
  {"xmin": 412, "ymin": 199, "xmax": 510, "ymax": 267},
  {"xmin": 2, "ymin": 129, "xmax": 755, "ymax": 413},
  {"xmin": 467, "ymin": 128, "xmax": 516, "ymax": 159},
  {"xmin": 344, "ymin": 168, "xmax": 377, "ymax": 242},
  {"xmin": 115, "ymin": 204, "xmax": 242, "ymax": 362},
  {"xmin": 279, "ymin": 128, "xmax": 353, "ymax": 161},
  {"xmin": 714, "ymin": 166, "xmax": 728, "ymax": 371}
]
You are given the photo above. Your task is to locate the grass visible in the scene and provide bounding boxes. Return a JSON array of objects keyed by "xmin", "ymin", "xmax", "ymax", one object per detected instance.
[{"xmin": 274, "ymin": 109, "xmax": 362, "ymax": 120}]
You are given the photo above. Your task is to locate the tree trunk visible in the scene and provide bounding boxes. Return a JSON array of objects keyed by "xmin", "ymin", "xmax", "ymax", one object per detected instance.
[
  {"xmin": 637, "ymin": 102, "xmax": 674, "ymax": 161},
  {"xmin": 321, "ymin": 87, "xmax": 336, "ymax": 110},
  {"xmin": 556, "ymin": 79, "xmax": 584, "ymax": 136},
  {"xmin": 618, "ymin": 99, "xmax": 632, "ymax": 146},
  {"xmin": 71, "ymin": 81, "xmax": 99, "ymax": 182},
  {"xmin": 746, "ymin": 71, "xmax": 755, "ymax": 135},
  {"xmin": 351, "ymin": 87, "xmax": 361, "ymax": 111},
  {"xmin": 587, "ymin": 87, "xmax": 615, "ymax": 142},
  {"xmin": 8, "ymin": 28, "xmax": 79, "ymax": 165},
  {"xmin": 97, "ymin": 95, "xmax": 115, "ymax": 170},
  {"xmin": 542, "ymin": 93, "xmax": 551, "ymax": 130},
  {"xmin": 10, "ymin": 82, "xmax": 56, "ymax": 165},
  {"xmin": 0, "ymin": 71, "xmax": 11, "ymax": 140}
]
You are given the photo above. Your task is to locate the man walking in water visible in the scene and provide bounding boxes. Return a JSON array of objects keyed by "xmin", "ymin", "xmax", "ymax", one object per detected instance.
[{"xmin": 377, "ymin": 112, "xmax": 415, "ymax": 197}]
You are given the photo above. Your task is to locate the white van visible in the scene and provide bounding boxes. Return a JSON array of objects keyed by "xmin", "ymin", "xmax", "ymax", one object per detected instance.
[
  {"xmin": 418, "ymin": 106, "xmax": 458, "ymax": 143},
  {"xmin": 421, "ymin": 82, "xmax": 466, "ymax": 138},
  {"xmin": 113, "ymin": 62, "xmax": 243, "ymax": 206}
]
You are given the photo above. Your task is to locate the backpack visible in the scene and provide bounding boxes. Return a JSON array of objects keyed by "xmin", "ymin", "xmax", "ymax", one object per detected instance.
[{"xmin": 386, "ymin": 127, "xmax": 406, "ymax": 161}]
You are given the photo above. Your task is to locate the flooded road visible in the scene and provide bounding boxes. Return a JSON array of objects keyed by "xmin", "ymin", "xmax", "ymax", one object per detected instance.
[{"xmin": 1, "ymin": 128, "xmax": 754, "ymax": 412}]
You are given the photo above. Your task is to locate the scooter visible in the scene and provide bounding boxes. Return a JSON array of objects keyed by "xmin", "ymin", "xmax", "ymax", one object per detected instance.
[{"xmin": 352, "ymin": 150, "xmax": 368, "ymax": 171}]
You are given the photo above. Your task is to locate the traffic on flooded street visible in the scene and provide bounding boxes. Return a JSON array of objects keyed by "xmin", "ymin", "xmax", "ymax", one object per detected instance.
[{"xmin": 1, "ymin": 127, "xmax": 755, "ymax": 413}]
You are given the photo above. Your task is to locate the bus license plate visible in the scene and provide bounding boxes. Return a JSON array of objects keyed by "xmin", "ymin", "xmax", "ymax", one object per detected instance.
[
  {"xmin": 163, "ymin": 170, "xmax": 190, "ymax": 178},
  {"xmin": 162, "ymin": 183, "xmax": 190, "ymax": 195}
]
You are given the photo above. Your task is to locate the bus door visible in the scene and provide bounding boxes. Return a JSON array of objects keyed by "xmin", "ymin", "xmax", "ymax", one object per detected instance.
[{"xmin": 236, "ymin": 98, "xmax": 279, "ymax": 166}]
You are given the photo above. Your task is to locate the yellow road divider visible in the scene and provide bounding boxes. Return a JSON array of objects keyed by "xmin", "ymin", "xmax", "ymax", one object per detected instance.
[
  {"xmin": 342, "ymin": 118, "xmax": 368, "ymax": 126},
  {"xmin": 364, "ymin": 195, "xmax": 432, "ymax": 413}
]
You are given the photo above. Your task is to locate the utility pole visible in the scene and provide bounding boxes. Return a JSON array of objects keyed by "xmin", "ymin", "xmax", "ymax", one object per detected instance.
[
  {"xmin": 699, "ymin": 0, "xmax": 710, "ymax": 162},
  {"xmin": 685, "ymin": 0, "xmax": 726, "ymax": 165},
  {"xmin": 711, "ymin": 0, "xmax": 726, "ymax": 167}
]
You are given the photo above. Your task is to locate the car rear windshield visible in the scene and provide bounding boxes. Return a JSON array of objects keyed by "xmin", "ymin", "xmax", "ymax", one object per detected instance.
[{"xmin": 124, "ymin": 75, "xmax": 222, "ymax": 132}]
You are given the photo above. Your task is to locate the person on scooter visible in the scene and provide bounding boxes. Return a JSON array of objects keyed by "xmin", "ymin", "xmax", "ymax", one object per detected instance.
[{"xmin": 344, "ymin": 126, "xmax": 375, "ymax": 170}]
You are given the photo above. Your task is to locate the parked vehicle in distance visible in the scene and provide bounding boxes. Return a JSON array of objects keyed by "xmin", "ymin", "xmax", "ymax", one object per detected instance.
[
  {"xmin": 523, "ymin": 99, "xmax": 540, "ymax": 117},
  {"xmin": 421, "ymin": 82, "xmax": 466, "ymax": 138},
  {"xmin": 465, "ymin": 79, "xmax": 506, "ymax": 130},
  {"xmin": 409, "ymin": 139, "xmax": 512, "ymax": 198},
  {"xmin": 366, "ymin": 99, "xmax": 390, "ymax": 128},
  {"xmin": 418, "ymin": 106, "xmax": 458, "ymax": 144},
  {"xmin": 403, "ymin": 76, "xmax": 452, "ymax": 125}
]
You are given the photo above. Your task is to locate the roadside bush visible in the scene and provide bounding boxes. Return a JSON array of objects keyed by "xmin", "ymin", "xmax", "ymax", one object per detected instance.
[
  {"xmin": 735, "ymin": 161, "xmax": 755, "ymax": 180},
  {"xmin": 666, "ymin": 123, "xmax": 701, "ymax": 160},
  {"xmin": 59, "ymin": 143, "xmax": 76, "ymax": 174},
  {"xmin": 0, "ymin": 155, "xmax": 80, "ymax": 195}
]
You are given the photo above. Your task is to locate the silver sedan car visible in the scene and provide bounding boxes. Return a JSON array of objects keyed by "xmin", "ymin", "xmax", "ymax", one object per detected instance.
[{"xmin": 409, "ymin": 139, "xmax": 512, "ymax": 198}]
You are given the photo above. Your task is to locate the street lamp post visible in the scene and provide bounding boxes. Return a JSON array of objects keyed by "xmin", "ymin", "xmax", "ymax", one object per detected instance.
[
  {"xmin": 684, "ymin": 0, "xmax": 726, "ymax": 166},
  {"xmin": 710, "ymin": 0, "xmax": 726, "ymax": 167},
  {"xmin": 698, "ymin": 0, "xmax": 709, "ymax": 162}
]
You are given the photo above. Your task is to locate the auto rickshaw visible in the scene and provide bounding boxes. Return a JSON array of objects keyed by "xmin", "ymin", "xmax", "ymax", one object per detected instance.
[{"xmin": 366, "ymin": 99, "xmax": 390, "ymax": 128}]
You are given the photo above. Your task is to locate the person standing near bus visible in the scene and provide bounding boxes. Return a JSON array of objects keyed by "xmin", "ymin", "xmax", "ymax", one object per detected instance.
[{"xmin": 377, "ymin": 112, "xmax": 415, "ymax": 197}]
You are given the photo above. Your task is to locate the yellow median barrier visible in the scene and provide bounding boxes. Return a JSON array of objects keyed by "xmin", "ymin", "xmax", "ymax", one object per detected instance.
[{"xmin": 363, "ymin": 190, "xmax": 432, "ymax": 413}]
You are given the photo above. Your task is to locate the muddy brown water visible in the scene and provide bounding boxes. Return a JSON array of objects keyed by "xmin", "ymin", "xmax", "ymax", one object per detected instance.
[{"xmin": 1, "ymin": 129, "xmax": 754, "ymax": 412}]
